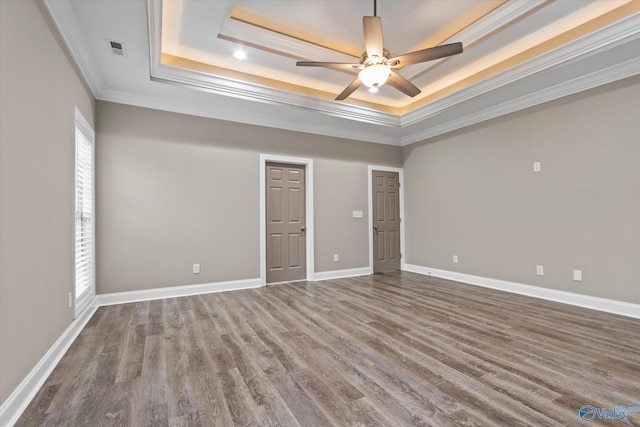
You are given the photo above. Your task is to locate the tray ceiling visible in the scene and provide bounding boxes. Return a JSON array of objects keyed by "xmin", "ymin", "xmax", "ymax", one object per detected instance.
[{"xmin": 45, "ymin": 0, "xmax": 640, "ymax": 145}]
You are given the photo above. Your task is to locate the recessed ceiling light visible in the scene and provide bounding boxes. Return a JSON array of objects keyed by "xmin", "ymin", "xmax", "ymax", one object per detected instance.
[
  {"xmin": 368, "ymin": 87, "xmax": 379, "ymax": 93},
  {"xmin": 233, "ymin": 50, "xmax": 247, "ymax": 60}
]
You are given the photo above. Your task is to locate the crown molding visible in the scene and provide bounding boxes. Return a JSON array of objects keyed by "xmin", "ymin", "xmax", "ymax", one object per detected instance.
[
  {"xmin": 401, "ymin": 54, "xmax": 640, "ymax": 145},
  {"xmin": 147, "ymin": 1, "xmax": 640, "ymax": 139},
  {"xmin": 401, "ymin": 12, "xmax": 640, "ymax": 129},
  {"xmin": 405, "ymin": 0, "xmax": 548, "ymax": 80},
  {"xmin": 147, "ymin": 0, "xmax": 399, "ymax": 128},
  {"xmin": 147, "ymin": 0, "xmax": 162, "ymax": 75},
  {"xmin": 45, "ymin": 0, "xmax": 640, "ymax": 147},
  {"xmin": 150, "ymin": 65, "xmax": 401, "ymax": 128},
  {"xmin": 456, "ymin": 0, "xmax": 548, "ymax": 43},
  {"xmin": 97, "ymin": 87, "xmax": 403, "ymax": 146},
  {"xmin": 43, "ymin": 0, "xmax": 104, "ymax": 97},
  {"xmin": 218, "ymin": 8, "xmax": 359, "ymax": 62}
]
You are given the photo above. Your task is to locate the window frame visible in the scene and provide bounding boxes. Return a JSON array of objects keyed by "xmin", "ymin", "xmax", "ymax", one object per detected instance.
[{"xmin": 73, "ymin": 107, "xmax": 95, "ymax": 318}]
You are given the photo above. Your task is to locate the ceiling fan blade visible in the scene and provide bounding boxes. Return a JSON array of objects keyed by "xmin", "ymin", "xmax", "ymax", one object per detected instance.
[
  {"xmin": 335, "ymin": 77, "xmax": 362, "ymax": 101},
  {"xmin": 386, "ymin": 71, "xmax": 421, "ymax": 97},
  {"xmin": 388, "ymin": 42, "xmax": 463, "ymax": 67},
  {"xmin": 296, "ymin": 61, "xmax": 363, "ymax": 70},
  {"xmin": 363, "ymin": 16, "xmax": 384, "ymax": 60}
]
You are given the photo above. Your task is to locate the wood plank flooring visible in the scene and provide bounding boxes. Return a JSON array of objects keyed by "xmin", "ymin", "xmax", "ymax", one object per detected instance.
[{"xmin": 17, "ymin": 271, "xmax": 640, "ymax": 426}]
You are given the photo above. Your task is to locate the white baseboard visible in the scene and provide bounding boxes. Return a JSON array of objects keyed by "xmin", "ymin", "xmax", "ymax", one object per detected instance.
[
  {"xmin": 404, "ymin": 264, "xmax": 640, "ymax": 319},
  {"xmin": 0, "ymin": 303, "xmax": 98, "ymax": 427},
  {"xmin": 1, "ymin": 277, "xmax": 262, "ymax": 426},
  {"xmin": 4, "ymin": 268, "xmax": 637, "ymax": 426},
  {"xmin": 313, "ymin": 266, "xmax": 372, "ymax": 281},
  {"xmin": 95, "ymin": 278, "xmax": 262, "ymax": 306}
]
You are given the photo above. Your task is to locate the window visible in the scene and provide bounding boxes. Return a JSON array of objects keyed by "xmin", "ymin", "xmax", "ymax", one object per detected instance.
[{"xmin": 74, "ymin": 108, "xmax": 95, "ymax": 317}]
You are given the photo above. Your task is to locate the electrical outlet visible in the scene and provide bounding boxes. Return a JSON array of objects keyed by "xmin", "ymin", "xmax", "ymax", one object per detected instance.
[
  {"xmin": 193, "ymin": 263, "xmax": 200, "ymax": 274},
  {"xmin": 333, "ymin": 254, "xmax": 339, "ymax": 262},
  {"xmin": 453, "ymin": 255, "xmax": 459, "ymax": 264},
  {"xmin": 536, "ymin": 265, "xmax": 544, "ymax": 276},
  {"xmin": 533, "ymin": 162, "xmax": 541, "ymax": 172},
  {"xmin": 68, "ymin": 292, "xmax": 73, "ymax": 308},
  {"xmin": 573, "ymin": 270, "xmax": 582, "ymax": 281}
]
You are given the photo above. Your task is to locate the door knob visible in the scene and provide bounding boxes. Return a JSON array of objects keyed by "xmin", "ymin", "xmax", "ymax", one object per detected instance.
[
  {"xmin": 373, "ymin": 225, "xmax": 378, "ymax": 230},
  {"xmin": 301, "ymin": 227, "xmax": 306, "ymax": 232}
]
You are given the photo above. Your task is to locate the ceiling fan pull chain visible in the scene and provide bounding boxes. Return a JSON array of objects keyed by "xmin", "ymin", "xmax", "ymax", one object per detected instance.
[{"xmin": 374, "ymin": 0, "xmax": 377, "ymax": 17}]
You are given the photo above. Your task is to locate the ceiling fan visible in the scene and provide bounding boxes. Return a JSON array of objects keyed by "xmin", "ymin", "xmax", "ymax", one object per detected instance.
[{"xmin": 296, "ymin": 0, "xmax": 463, "ymax": 101}]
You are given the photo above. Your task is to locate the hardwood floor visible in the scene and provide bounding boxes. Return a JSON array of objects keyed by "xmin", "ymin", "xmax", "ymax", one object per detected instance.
[{"xmin": 17, "ymin": 271, "xmax": 640, "ymax": 426}]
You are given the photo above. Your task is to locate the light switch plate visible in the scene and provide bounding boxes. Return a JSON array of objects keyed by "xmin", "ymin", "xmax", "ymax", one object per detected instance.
[
  {"xmin": 573, "ymin": 269, "xmax": 582, "ymax": 281},
  {"xmin": 352, "ymin": 210, "xmax": 364, "ymax": 218}
]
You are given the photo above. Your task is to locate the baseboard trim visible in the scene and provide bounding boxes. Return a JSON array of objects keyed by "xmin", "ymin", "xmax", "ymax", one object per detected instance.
[
  {"xmin": 1, "ymin": 277, "xmax": 263, "ymax": 425},
  {"xmin": 0, "ymin": 303, "xmax": 98, "ymax": 427},
  {"xmin": 5, "ymin": 268, "xmax": 636, "ymax": 425},
  {"xmin": 313, "ymin": 267, "xmax": 372, "ymax": 281},
  {"xmin": 95, "ymin": 278, "xmax": 263, "ymax": 306},
  {"xmin": 404, "ymin": 264, "xmax": 640, "ymax": 319}
]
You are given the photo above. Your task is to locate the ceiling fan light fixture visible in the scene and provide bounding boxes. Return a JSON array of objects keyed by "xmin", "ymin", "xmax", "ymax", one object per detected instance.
[
  {"xmin": 295, "ymin": 0, "xmax": 463, "ymax": 100},
  {"xmin": 358, "ymin": 64, "xmax": 390, "ymax": 88}
]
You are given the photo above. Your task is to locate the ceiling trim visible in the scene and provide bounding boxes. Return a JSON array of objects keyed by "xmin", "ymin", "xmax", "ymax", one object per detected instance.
[
  {"xmin": 148, "ymin": 1, "xmax": 399, "ymax": 127},
  {"xmin": 43, "ymin": 0, "xmax": 104, "ymax": 96},
  {"xmin": 219, "ymin": 11, "xmax": 361, "ymax": 62},
  {"xmin": 148, "ymin": 1, "xmax": 640, "ymax": 134},
  {"xmin": 403, "ymin": 0, "xmax": 548, "ymax": 80},
  {"xmin": 44, "ymin": 0, "xmax": 640, "ymax": 148},
  {"xmin": 150, "ymin": 64, "xmax": 400, "ymax": 127},
  {"xmin": 149, "ymin": 0, "xmax": 550, "ymax": 119},
  {"xmin": 401, "ymin": 54, "xmax": 640, "ymax": 145},
  {"xmin": 96, "ymin": 87, "xmax": 403, "ymax": 146},
  {"xmin": 147, "ymin": 0, "xmax": 162, "ymax": 77},
  {"xmin": 400, "ymin": 11, "xmax": 640, "ymax": 128}
]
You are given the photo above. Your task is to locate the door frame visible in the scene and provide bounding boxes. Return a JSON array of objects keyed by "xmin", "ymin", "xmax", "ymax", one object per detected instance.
[
  {"xmin": 368, "ymin": 165, "xmax": 406, "ymax": 274},
  {"xmin": 260, "ymin": 154, "xmax": 314, "ymax": 285}
]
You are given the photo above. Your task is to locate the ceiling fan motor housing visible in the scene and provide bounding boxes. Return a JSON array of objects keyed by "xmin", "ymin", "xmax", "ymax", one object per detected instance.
[
  {"xmin": 360, "ymin": 48, "xmax": 393, "ymax": 66},
  {"xmin": 296, "ymin": 11, "xmax": 463, "ymax": 100}
]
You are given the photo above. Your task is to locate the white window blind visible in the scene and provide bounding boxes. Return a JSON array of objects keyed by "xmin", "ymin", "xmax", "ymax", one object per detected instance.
[{"xmin": 74, "ymin": 109, "xmax": 95, "ymax": 317}]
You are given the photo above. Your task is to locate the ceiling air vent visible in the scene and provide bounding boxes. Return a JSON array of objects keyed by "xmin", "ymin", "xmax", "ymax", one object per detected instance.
[{"xmin": 107, "ymin": 39, "xmax": 126, "ymax": 57}]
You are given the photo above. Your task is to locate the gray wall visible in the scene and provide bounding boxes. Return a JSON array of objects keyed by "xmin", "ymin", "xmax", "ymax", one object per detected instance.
[
  {"xmin": 95, "ymin": 101, "xmax": 401, "ymax": 294},
  {"xmin": 402, "ymin": 76, "xmax": 640, "ymax": 304},
  {"xmin": 1, "ymin": 0, "xmax": 637, "ymax": 410},
  {"xmin": 0, "ymin": 0, "xmax": 95, "ymax": 403}
]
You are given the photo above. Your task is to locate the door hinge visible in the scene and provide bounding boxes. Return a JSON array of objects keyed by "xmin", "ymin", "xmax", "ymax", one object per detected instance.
[{"xmin": 400, "ymin": 253, "xmax": 403, "ymax": 259}]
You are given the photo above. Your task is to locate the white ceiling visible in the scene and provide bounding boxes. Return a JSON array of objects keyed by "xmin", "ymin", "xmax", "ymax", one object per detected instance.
[{"xmin": 44, "ymin": 0, "xmax": 640, "ymax": 146}]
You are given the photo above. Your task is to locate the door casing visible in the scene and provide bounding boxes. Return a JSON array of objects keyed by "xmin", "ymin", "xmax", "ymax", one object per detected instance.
[
  {"xmin": 260, "ymin": 154, "xmax": 314, "ymax": 285},
  {"xmin": 368, "ymin": 165, "xmax": 405, "ymax": 274}
]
